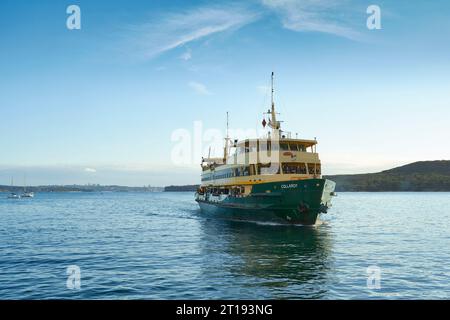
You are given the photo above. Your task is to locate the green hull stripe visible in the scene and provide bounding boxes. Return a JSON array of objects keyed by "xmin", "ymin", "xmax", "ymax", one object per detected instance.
[{"xmin": 196, "ymin": 179, "xmax": 326, "ymax": 225}]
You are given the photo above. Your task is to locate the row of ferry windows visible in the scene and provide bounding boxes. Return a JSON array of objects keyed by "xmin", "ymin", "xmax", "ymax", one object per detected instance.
[
  {"xmin": 201, "ymin": 163, "xmax": 321, "ymax": 181},
  {"xmin": 197, "ymin": 186, "xmax": 245, "ymax": 196},
  {"xmin": 237, "ymin": 142, "xmax": 308, "ymax": 154}
]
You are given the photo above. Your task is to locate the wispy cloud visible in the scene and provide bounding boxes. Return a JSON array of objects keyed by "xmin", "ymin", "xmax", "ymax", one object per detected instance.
[
  {"xmin": 84, "ymin": 168, "xmax": 97, "ymax": 173},
  {"xmin": 180, "ymin": 48, "xmax": 192, "ymax": 61},
  {"xmin": 126, "ymin": 5, "xmax": 259, "ymax": 60},
  {"xmin": 120, "ymin": 1, "xmax": 363, "ymax": 61},
  {"xmin": 261, "ymin": 0, "xmax": 362, "ymax": 40},
  {"xmin": 188, "ymin": 81, "xmax": 212, "ymax": 95}
]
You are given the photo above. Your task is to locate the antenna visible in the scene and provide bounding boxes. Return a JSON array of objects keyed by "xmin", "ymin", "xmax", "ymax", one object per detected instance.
[
  {"xmin": 271, "ymin": 71, "xmax": 274, "ymax": 108},
  {"xmin": 226, "ymin": 111, "xmax": 229, "ymax": 140},
  {"xmin": 268, "ymin": 72, "xmax": 280, "ymax": 133},
  {"xmin": 224, "ymin": 112, "xmax": 230, "ymax": 161}
]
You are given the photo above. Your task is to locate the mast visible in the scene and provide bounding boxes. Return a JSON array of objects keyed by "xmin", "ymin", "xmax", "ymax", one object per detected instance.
[
  {"xmin": 271, "ymin": 72, "xmax": 274, "ymax": 110},
  {"xmin": 226, "ymin": 111, "xmax": 229, "ymax": 139},
  {"xmin": 223, "ymin": 112, "xmax": 230, "ymax": 161},
  {"xmin": 10, "ymin": 177, "xmax": 14, "ymax": 194},
  {"xmin": 269, "ymin": 72, "xmax": 280, "ymax": 135}
]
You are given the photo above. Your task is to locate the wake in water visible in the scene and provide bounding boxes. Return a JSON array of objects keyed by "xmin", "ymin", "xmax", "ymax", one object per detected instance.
[{"xmin": 220, "ymin": 217, "xmax": 327, "ymax": 228}]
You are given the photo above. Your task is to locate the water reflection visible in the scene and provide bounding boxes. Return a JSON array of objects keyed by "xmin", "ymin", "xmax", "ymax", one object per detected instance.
[{"xmin": 199, "ymin": 218, "xmax": 334, "ymax": 299}]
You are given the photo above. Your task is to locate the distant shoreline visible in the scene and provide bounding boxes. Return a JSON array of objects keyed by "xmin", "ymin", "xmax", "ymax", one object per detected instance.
[
  {"xmin": 2, "ymin": 190, "xmax": 450, "ymax": 194},
  {"xmin": 2, "ymin": 160, "xmax": 449, "ymax": 193},
  {"xmin": 169, "ymin": 160, "xmax": 450, "ymax": 192},
  {"xmin": 0, "ymin": 185, "xmax": 164, "ymax": 193}
]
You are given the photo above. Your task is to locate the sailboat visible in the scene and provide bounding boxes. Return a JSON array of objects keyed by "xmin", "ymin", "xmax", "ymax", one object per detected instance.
[
  {"xmin": 21, "ymin": 191, "xmax": 34, "ymax": 198},
  {"xmin": 21, "ymin": 175, "xmax": 34, "ymax": 198},
  {"xmin": 7, "ymin": 177, "xmax": 21, "ymax": 199}
]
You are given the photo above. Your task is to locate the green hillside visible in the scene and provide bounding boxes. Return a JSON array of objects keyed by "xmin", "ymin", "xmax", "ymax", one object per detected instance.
[{"xmin": 324, "ymin": 160, "xmax": 450, "ymax": 192}]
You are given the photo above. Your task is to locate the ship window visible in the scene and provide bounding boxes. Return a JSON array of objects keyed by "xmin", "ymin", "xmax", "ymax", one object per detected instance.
[
  {"xmin": 244, "ymin": 141, "xmax": 250, "ymax": 153},
  {"xmin": 290, "ymin": 144, "xmax": 299, "ymax": 151},
  {"xmin": 259, "ymin": 141, "xmax": 274, "ymax": 155},
  {"xmin": 258, "ymin": 141, "xmax": 268, "ymax": 152},
  {"xmin": 231, "ymin": 187, "xmax": 240, "ymax": 196},
  {"xmin": 281, "ymin": 163, "xmax": 307, "ymax": 174},
  {"xmin": 307, "ymin": 163, "xmax": 320, "ymax": 174},
  {"xmin": 282, "ymin": 163, "xmax": 296, "ymax": 174},
  {"xmin": 259, "ymin": 162, "xmax": 271, "ymax": 168},
  {"xmin": 258, "ymin": 162, "xmax": 281, "ymax": 175},
  {"xmin": 299, "ymin": 163, "xmax": 307, "ymax": 174},
  {"xmin": 282, "ymin": 163, "xmax": 294, "ymax": 174},
  {"xmin": 280, "ymin": 143, "xmax": 289, "ymax": 151}
]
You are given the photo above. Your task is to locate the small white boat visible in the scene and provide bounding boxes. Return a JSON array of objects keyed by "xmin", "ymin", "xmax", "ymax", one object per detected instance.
[
  {"xmin": 21, "ymin": 192, "xmax": 34, "ymax": 198},
  {"xmin": 7, "ymin": 177, "xmax": 21, "ymax": 199},
  {"xmin": 21, "ymin": 175, "xmax": 34, "ymax": 198}
]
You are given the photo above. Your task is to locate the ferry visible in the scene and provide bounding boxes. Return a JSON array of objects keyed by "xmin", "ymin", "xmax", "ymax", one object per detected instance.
[{"xmin": 195, "ymin": 73, "xmax": 336, "ymax": 225}]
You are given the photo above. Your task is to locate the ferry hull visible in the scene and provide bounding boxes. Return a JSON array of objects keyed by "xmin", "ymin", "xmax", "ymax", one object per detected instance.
[{"xmin": 196, "ymin": 179, "xmax": 335, "ymax": 225}]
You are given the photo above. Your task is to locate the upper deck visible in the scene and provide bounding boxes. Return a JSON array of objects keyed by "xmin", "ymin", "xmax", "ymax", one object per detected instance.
[
  {"xmin": 199, "ymin": 72, "xmax": 322, "ymax": 187},
  {"xmin": 200, "ymin": 136, "xmax": 322, "ymax": 187},
  {"xmin": 234, "ymin": 138, "xmax": 317, "ymax": 154}
]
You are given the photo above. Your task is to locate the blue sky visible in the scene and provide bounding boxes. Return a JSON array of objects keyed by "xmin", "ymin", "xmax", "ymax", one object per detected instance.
[{"xmin": 1, "ymin": 0, "xmax": 450, "ymax": 186}]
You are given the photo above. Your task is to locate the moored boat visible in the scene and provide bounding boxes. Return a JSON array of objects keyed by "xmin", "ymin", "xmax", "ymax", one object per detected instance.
[
  {"xmin": 21, "ymin": 192, "xmax": 34, "ymax": 198},
  {"xmin": 195, "ymin": 73, "xmax": 336, "ymax": 225},
  {"xmin": 7, "ymin": 193, "xmax": 21, "ymax": 199},
  {"xmin": 6, "ymin": 177, "xmax": 21, "ymax": 199},
  {"xmin": 20, "ymin": 175, "xmax": 34, "ymax": 198}
]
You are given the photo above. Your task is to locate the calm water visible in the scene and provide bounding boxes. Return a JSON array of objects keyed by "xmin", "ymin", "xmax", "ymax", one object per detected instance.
[{"xmin": 0, "ymin": 191, "xmax": 449, "ymax": 299}]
